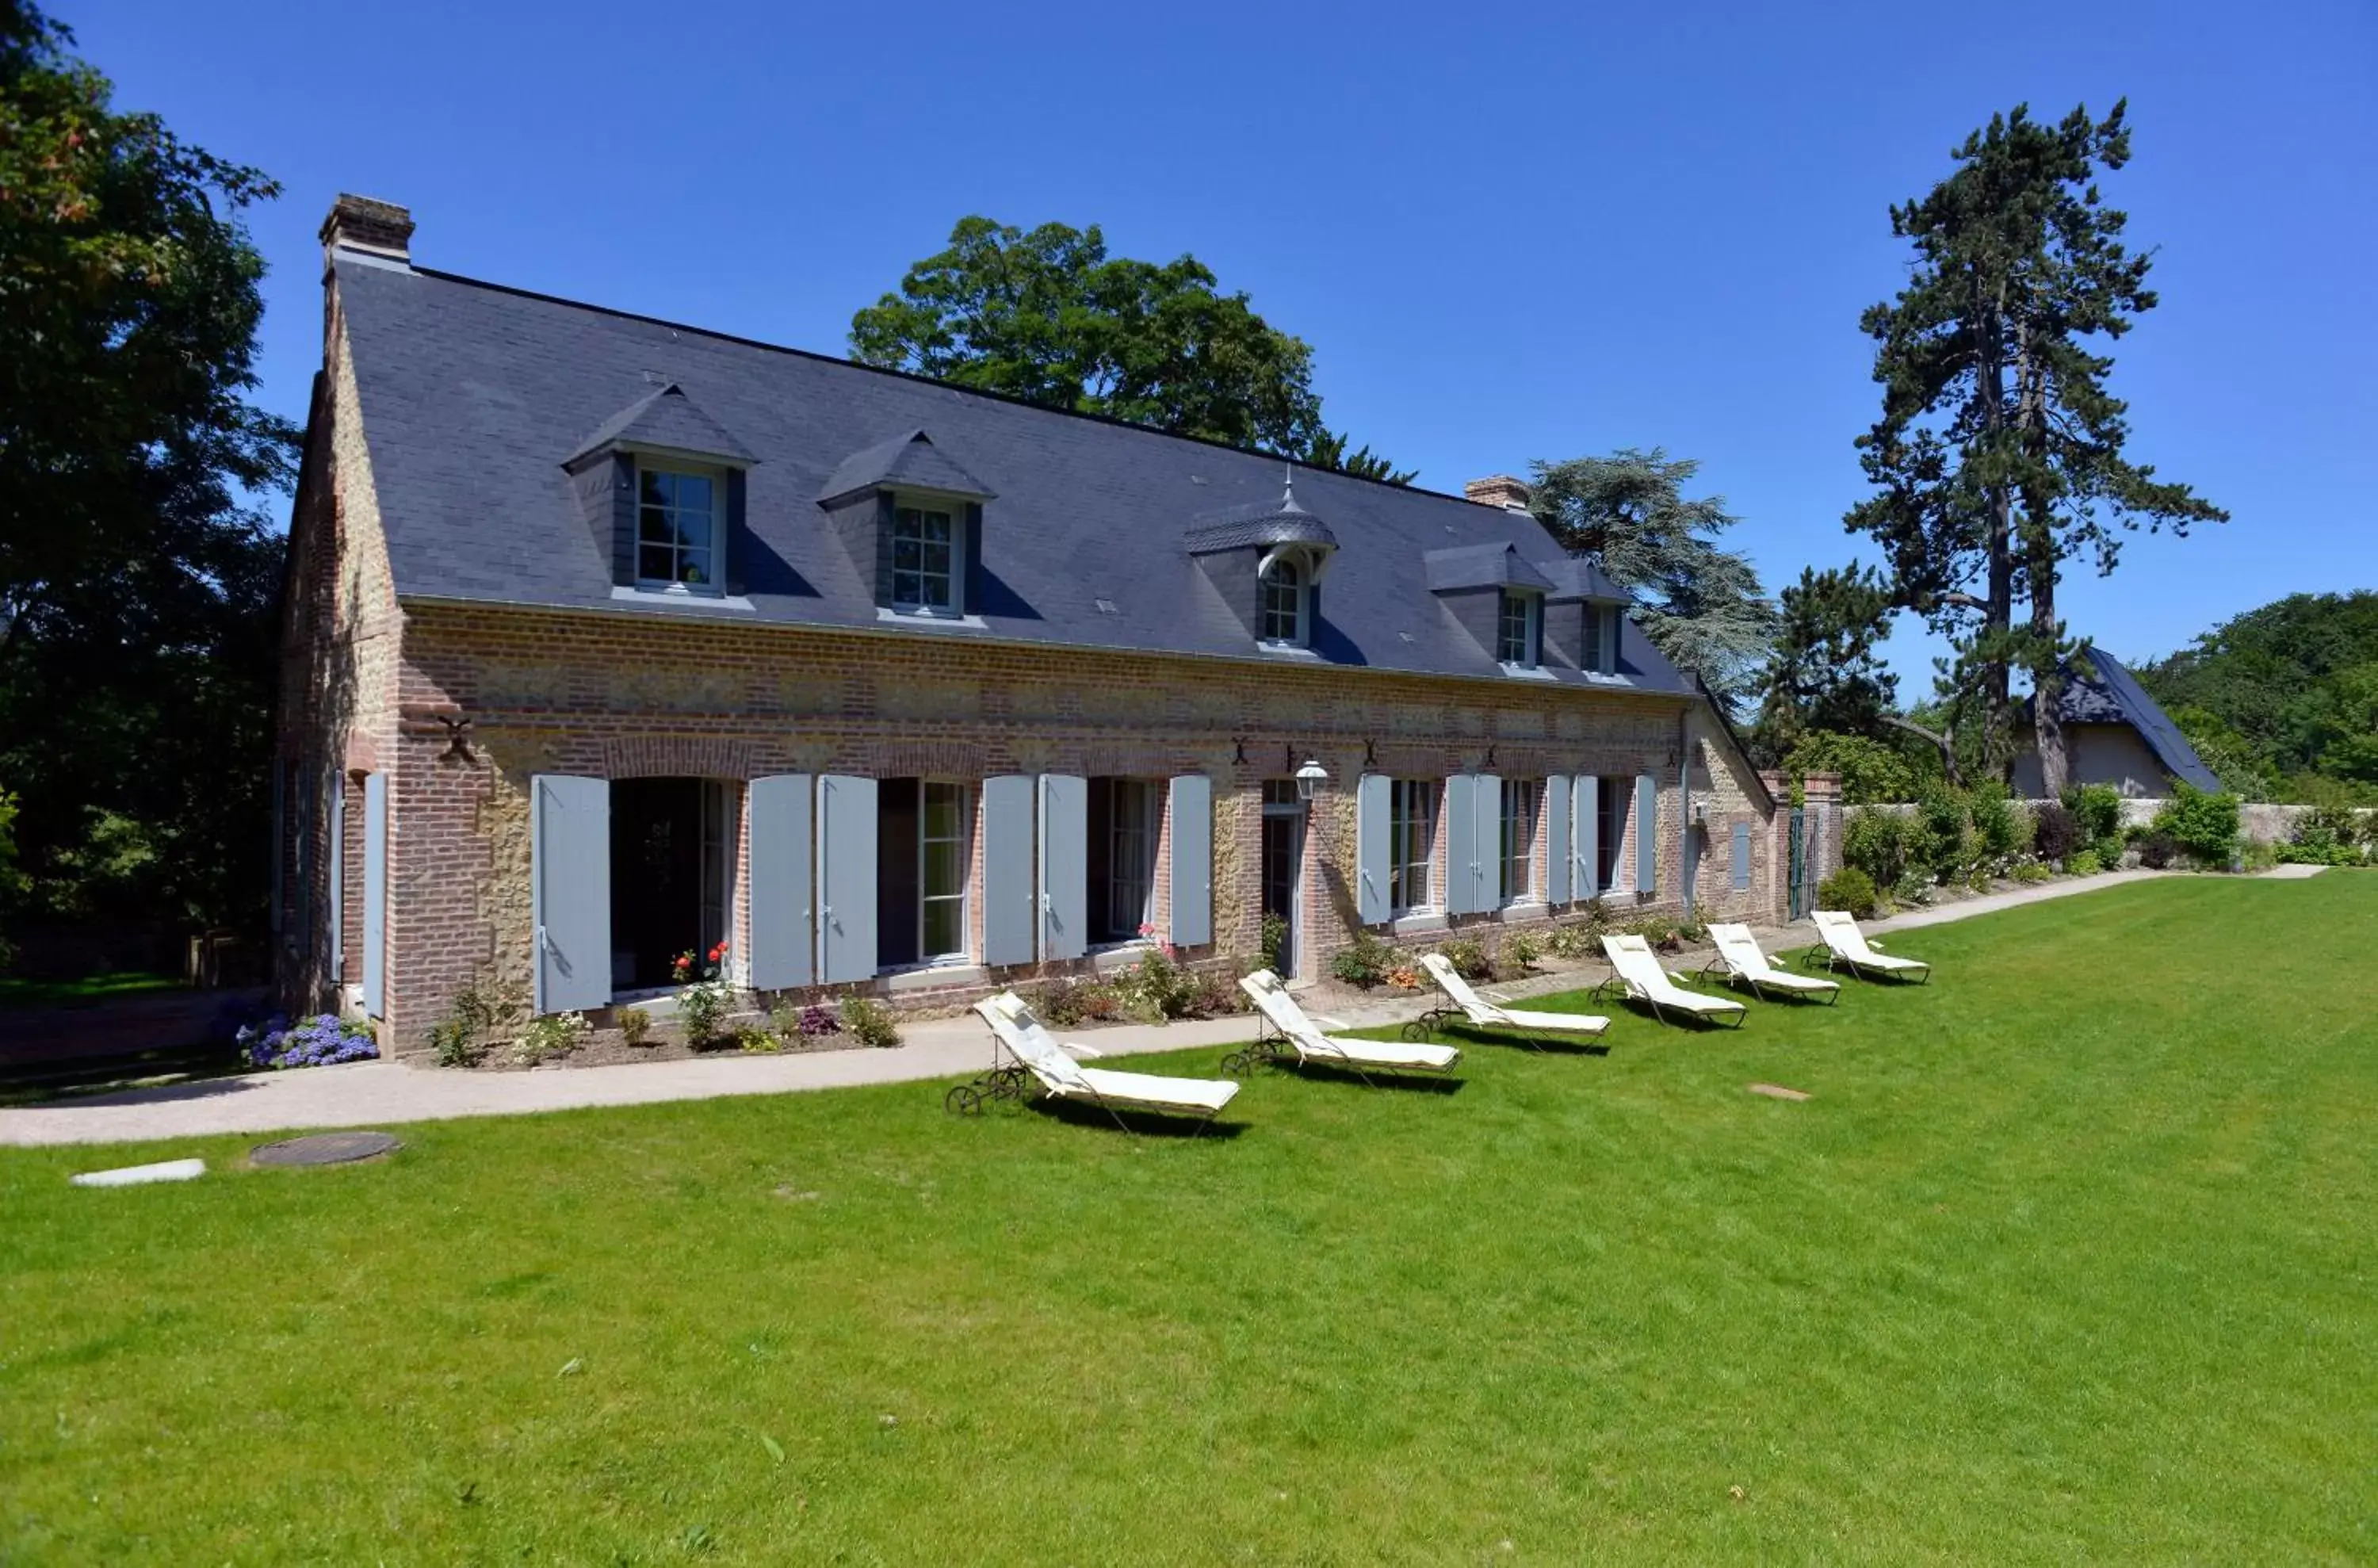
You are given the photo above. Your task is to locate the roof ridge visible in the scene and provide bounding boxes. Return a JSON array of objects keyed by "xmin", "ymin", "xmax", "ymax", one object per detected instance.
[{"xmin": 399, "ymin": 262, "xmax": 1485, "ymax": 507}]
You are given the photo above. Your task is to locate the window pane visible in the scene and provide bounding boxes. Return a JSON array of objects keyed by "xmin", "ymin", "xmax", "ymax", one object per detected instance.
[
  {"xmin": 640, "ymin": 469, "xmax": 669, "ymax": 506},
  {"xmin": 640, "ymin": 505, "xmax": 673, "ymax": 543},
  {"xmin": 923, "ymin": 841, "xmax": 965, "ymax": 897},
  {"xmin": 920, "ymin": 541, "xmax": 950, "ymax": 576},
  {"xmin": 922, "ymin": 784, "xmax": 963, "ymax": 839},
  {"xmin": 893, "ymin": 537, "xmax": 921, "ymax": 570},
  {"xmin": 677, "ymin": 475, "xmax": 713, "ymax": 513},
  {"xmin": 638, "ymin": 545, "xmax": 673, "ymax": 581},
  {"xmin": 920, "ymin": 575, "xmax": 953, "ymax": 610},
  {"xmin": 678, "ymin": 549, "xmax": 709, "ymax": 585},
  {"xmin": 923, "ymin": 511, "xmax": 951, "ymax": 541},
  {"xmin": 922, "ymin": 898, "xmax": 963, "ymax": 958},
  {"xmin": 893, "ymin": 572, "xmax": 922, "ymax": 603}
]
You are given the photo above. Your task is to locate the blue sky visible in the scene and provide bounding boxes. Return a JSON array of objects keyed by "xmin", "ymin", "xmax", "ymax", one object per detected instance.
[{"xmin": 59, "ymin": 0, "xmax": 2376, "ymax": 692}]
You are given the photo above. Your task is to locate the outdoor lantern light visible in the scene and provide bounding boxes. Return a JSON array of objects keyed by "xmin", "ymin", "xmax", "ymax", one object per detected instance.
[{"xmin": 1294, "ymin": 759, "xmax": 1329, "ymax": 801}]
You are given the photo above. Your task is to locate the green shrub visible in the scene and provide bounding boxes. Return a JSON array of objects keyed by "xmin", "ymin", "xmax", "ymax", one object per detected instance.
[
  {"xmin": 2296, "ymin": 804, "xmax": 2370, "ymax": 850},
  {"xmin": 2066, "ymin": 783, "xmax": 2126, "ymax": 864},
  {"xmin": 839, "ymin": 996, "xmax": 900, "ymax": 1049},
  {"xmin": 2009, "ymin": 861, "xmax": 2053, "ymax": 884},
  {"xmin": 514, "ymin": 1010, "xmax": 589, "ymax": 1066},
  {"xmin": 1329, "ymin": 928, "xmax": 1396, "ymax": 989},
  {"xmin": 1502, "ymin": 930, "xmax": 1543, "ymax": 971},
  {"xmin": 1914, "ymin": 789, "xmax": 1974, "ymax": 883},
  {"xmin": 1256, "ymin": 912, "xmax": 1288, "ymax": 977},
  {"xmin": 1118, "ymin": 947, "xmax": 1202, "ymax": 1021},
  {"xmin": 735, "ymin": 1025, "xmax": 779, "ymax": 1054},
  {"xmin": 2068, "ymin": 848, "xmax": 2103, "ymax": 876},
  {"xmin": 1816, "ymin": 866, "xmax": 1879, "ymax": 918},
  {"xmin": 426, "ymin": 1018, "xmax": 478, "ymax": 1069},
  {"xmin": 1037, "ymin": 977, "xmax": 1122, "ymax": 1027},
  {"xmin": 1842, "ymin": 809, "xmax": 1919, "ymax": 889},
  {"xmin": 2152, "ymin": 784, "xmax": 2242, "ymax": 867},
  {"xmin": 617, "ymin": 1006, "xmax": 653, "ymax": 1047},
  {"xmin": 1546, "ymin": 921, "xmax": 1593, "ymax": 959},
  {"xmin": 2031, "ymin": 801, "xmax": 2081, "ymax": 866},
  {"xmin": 1439, "ymin": 937, "xmax": 1491, "ymax": 981},
  {"xmin": 2134, "ymin": 832, "xmax": 2180, "ymax": 870},
  {"xmin": 1970, "ymin": 784, "xmax": 2023, "ymax": 866}
]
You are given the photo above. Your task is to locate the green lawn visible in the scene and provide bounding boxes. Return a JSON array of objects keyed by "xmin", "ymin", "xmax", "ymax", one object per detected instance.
[
  {"xmin": 0, "ymin": 970, "xmax": 183, "ymax": 1009},
  {"xmin": 3, "ymin": 878, "xmax": 2372, "ymax": 1564}
]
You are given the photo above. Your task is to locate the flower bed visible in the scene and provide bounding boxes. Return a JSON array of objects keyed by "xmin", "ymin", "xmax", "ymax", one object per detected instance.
[{"xmin": 237, "ymin": 1012, "xmax": 380, "ymax": 1071}]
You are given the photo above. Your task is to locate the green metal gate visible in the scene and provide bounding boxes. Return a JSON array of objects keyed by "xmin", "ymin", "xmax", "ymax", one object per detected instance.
[{"xmin": 1787, "ymin": 805, "xmax": 1809, "ymax": 920}]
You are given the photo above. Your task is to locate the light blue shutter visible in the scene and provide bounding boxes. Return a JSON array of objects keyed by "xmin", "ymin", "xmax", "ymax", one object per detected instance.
[
  {"xmin": 1442, "ymin": 775, "xmax": 1475, "ymax": 916},
  {"xmin": 327, "ymin": 773, "xmax": 344, "ymax": 973},
  {"xmin": 1038, "ymin": 774, "xmax": 1087, "ymax": 961},
  {"xmin": 1546, "ymin": 775, "xmax": 1571, "ymax": 904},
  {"xmin": 1168, "ymin": 774, "xmax": 1213, "ymax": 947},
  {"xmin": 1732, "ymin": 820, "xmax": 1752, "ymax": 892},
  {"xmin": 1474, "ymin": 774, "xmax": 1501, "ymax": 910},
  {"xmin": 361, "ymin": 773, "xmax": 388, "ymax": 1018},
  {"xmin": 982, "ymin": 775, "xmax": 1035, "ymax": 966},
  {"xmin": 747, "ymin": 774, "xmax": 813, "ymax": 990},
  {"xmin": 1574, "ymin": 775, "xmax": 1599, "ymax": 897},
  {"xmin": 532, "ymin": 774, "xmax": 609, "ymax": 1014},
  {"xmin": 1356, "ymin": 774, "xmax": 1391, "ymax": 926},
  {"xmin": 816, "ymin": 774, "xmax": 877, "ymax": 984},
  {"xmin": 1635, "ymin": 774, "xmax": 1658, "ymax": 896}
]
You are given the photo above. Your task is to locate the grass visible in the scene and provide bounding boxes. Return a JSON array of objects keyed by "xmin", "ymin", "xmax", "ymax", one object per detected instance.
[
  {"xmin": 2, "ymin": 876, "xmax": 2372, "ymax": 1563},
  {"xmin": 0, "ymin": 970, "xmax": 183, "ymax": 1009}
]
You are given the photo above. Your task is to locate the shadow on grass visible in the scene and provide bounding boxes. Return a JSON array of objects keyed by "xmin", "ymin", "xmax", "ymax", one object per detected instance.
[
  {"xmin": 1612, "ymin": 997, "xmax": 1744, "ymax": 1031},
  {"xmin": 1028, "ymin": 1100, "xmax": 1252, "ymax": 1140},
  {"xmin": 1272, "ymin": 1062, "xmax": 1467, "ymax": 1094},
  {"xmin": 1428, "ymin": 1024, "xmax": 1610, "ymax": 1057}
]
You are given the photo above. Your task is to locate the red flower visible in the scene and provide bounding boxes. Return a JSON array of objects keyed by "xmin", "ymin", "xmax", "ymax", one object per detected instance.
[{"xmin": 709, "ymin": 943, "xmax": 726, "ymax": 963}]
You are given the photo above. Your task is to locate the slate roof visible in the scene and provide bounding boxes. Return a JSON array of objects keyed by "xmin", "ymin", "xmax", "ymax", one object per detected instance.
[
  {"xmin": 331, "ymin": 258, "xmax": 1694, "ymax": 697},
  {"xmin": 564, "ymin": 382, "xmax": 754, "ymax": 468},
  {"xmin": 816, "ymin": 428, "xmax": 994, "ymax": 506},
  {"xmin": 1424, "ymin": 542, "xmax": 1555, "ymax": 594},
  {"xmin": 2034, "ymin": 650, "xmax": 2221, "ymax": 792}
]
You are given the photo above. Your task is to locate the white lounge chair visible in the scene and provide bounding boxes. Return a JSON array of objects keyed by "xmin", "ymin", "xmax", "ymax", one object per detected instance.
[
  {"xmin": 1699, "ymin": 922, "xmax": 1841, "ymax": 1004},
  {"xmin": 962, "ymin": 994, "xmax": 1241, "ymax": 1134},
  {"xmin": 1414, "ymin": 952, "xmax": 1611, "ymax": 1046},
  {"xmin": 1233, "ymin": 969, "xmax": 1462, "ymax": 1080},
  {"xmin": 1810, "ymin": 911, "xmax": 1933, "ymax": 984},
  {"xmin": 1592, "ymin": 934, "xmax": 1748, "ymax": 1027}
]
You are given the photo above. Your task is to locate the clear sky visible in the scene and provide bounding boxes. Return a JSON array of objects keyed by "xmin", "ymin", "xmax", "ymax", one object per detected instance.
[{"xmin": 58, "ymin": 0, "xmax": 2376, "ymax": 693}]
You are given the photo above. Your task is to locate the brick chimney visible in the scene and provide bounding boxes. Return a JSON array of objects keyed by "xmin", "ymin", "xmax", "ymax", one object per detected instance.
[
  {"xmin": 319, "ymin": 193, "xmax": 414, "ymax": 270},
  {"xmin": 1464, "ymin": 473, "xmax": 1532, "ymax": 512}
]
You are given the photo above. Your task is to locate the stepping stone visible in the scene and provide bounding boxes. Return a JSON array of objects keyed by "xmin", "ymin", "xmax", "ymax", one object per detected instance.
[
  {"xmin": 250, "ymin": 1130, "xmax": 402, "ymax": 1167},
  {"xmin": 71, "ymin": 1157, "xmax": 206, "ymax": 1187},
  {"xmin": 1747, "ymin": 1083, "xmax": 1810, "ymax": 1102}
]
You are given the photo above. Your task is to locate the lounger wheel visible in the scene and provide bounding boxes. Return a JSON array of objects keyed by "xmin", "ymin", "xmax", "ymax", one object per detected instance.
[
  {"xmin": 1219, "ymin": 1050, "xmax": 1253, "ymax": 1078},
  {"xmin": 944, "ymin": 1084, "xmax": 984, "ymax": 1117}
]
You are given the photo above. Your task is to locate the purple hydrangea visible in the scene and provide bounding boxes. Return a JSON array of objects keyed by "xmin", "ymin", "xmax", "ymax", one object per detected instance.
[
  {"xmin": 239, "ymin": 1012, "xmax": 380, "ymax": 1071},
  {"xmin": 797, "ymin": 1003, "xmax": 841, "ymax": 1038}
]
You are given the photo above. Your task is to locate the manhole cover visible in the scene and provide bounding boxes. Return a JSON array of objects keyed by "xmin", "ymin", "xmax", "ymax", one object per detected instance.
[{"xmin": 250, "ymin": 1130, "xmax": 403, "ymax": 1167}]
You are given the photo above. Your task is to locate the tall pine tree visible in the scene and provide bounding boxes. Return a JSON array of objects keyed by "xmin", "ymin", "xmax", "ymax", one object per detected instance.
[{"xmin": 1848, "ymin": 101, "xmax": 2224, "ymax": 792}]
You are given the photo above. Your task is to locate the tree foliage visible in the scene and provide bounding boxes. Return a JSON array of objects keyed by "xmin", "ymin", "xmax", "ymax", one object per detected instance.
[
  {"xmin": 1525, "ymin": 448, "xmax": 1776, "ymax": 710},
  {"xmin": 1847, "ymin": 101, "xmax": 2223, "ymax": 790},
  {"xmin": 1753, "ymin": 564, "xmax": 1898, "ymax": 759},
  {"xmin": 850, "ymin": 216, "xmax": 1411, "ymax": 482},
  {"xmin": 0, "ymin": 0, "xmax": 293, "ymax": 955},
  {"xmin": 2134, "ymin": 591, "xmax": 2378, "ymax": 801}
]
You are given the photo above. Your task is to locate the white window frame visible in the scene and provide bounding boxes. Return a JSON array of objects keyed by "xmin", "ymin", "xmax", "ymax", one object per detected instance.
[
  {"xmin": 1497, "ymin": 589, "xmax": 1541, "ymax": 668},
  {"xmin": 919, "ymin": 779, "xmax": 970, "ymax": 964},
  {"xmin": 890, "ymin": 496, "xmax": 965, "ymax": 616},
  {"xmin": 1259, "ymin": 550, "xmax": 1310, "ymax": 648},
  {"xmin": 1390, "ymin": 778, "xmax": 1438, "ymax": 916},
  {"xmin": 633, "ymin": 461, "xmax": 725, "ymax": 594},
  {"xmin": 1500, "ymin": 778, "xmax": 1539, "ymax": 904}
]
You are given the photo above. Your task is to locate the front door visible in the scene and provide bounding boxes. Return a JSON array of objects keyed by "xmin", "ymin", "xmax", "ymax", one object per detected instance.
[{"xmin": 1260, "ymin": 782, "xmax": 1304, "ymax": 978}]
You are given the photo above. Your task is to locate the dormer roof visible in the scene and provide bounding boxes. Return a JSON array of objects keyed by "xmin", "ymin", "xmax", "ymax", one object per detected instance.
[
  {"xmin": 564, "ymin": 382, "xmax": 755, "ymax": 469},
  {"xmin": 1541, "ymin": 556, "xmax": 1632, "ymax": 605},
  {"xmin": 1424, "ymin": 541, "xmax": 1555, "ymax": 594},
  {"xmin": 1183, "ymin": 484, "xmax": 1340, "ymax": 556},
  {"xmin": 817, "ymin": 428, "xmax": 995, "ymax": 507}
]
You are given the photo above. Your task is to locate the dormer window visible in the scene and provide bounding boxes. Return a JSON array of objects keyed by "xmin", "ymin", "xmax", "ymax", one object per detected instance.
[
  {"xmin": 636, "ymin": 464, "xmax": 722, "ymax": 590},
  {"xmin": 1260, "ymin": 554, "xmax": 1308, "ymax": 645},
  {"xmin": 1497, "ymin": 589, "xmax": 1541, "ymax": 667},
  {"xmin": 892, "ymin": 503, "xmax": 960, "ymax": 614}
]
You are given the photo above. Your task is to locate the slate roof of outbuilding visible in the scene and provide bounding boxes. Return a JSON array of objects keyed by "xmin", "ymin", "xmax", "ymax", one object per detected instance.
[
  {"xmin": 2033, "ymin": 650, "xmax": 2222, "ymax": 793},
  {"xmin": 332, "ymin": 258, "xmax": 1694, "ymax": 696}
]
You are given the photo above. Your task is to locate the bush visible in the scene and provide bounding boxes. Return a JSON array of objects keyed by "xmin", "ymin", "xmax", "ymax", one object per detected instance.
[
  {"xmin": 2068, "ymin": 848, "xmax": 2103, "ymax": 876},
  {"xmin": 1256, "ymin": 912, "xmax": 1288, "ymax": 977},
  {"xmin": 2032, "ymin": 801, "xmax": 2081, "ymax": 866},
  {"xmin": 1117, "ymin": 946, "xmax": 1202, "ymax": 1021},
  {"xmin": 1439, "ymin": 937, "xmax": 1490, "ymax": 981},
  {"xmin": 1036, "ymin": 977, "xmax": 1123, "ymax": 1027},
  {"xmin": 797, "ymin": 1002, "xmax": 842, "ymax": 1038},
  {"xmin": 1329, "ymin": 928, "xmax": 1397, "ymax": 989},
  {"xmin": 839, "ymin": 995, "xmax": 900, "ymax": 1049},
  {"xmin": 2299, "ymin": 802, "xmax": 2371, "ymax": 848},
  {"xmin": 1816, "ymin": 866, "xmax": 1879, "ymax": 918},
  {"xmin": 2009, "ymin": 861, "xmax": 2054, "ymax": 884},
  {"xmin": 617, "ymin": 1006, "xmax": 653, "ymax": 1047},
  {"xmin": 1502, "ymin": 930, "xmax": 1543, "ymax": 971},
  {"xmin": 1970, "ymin": 784, "xmax": 2024, "ymax": 866},
  {"xmin": 1842, "ymin": 809, "xmax": 1920, "ymax": 889},
  {"xmin": 2066, "ymin": 783, "xmax": 2126, "ymax": 864},
  {"xmin": 242, "ymin": 1012, "xmax": 380, "ymax": 1071},
  {"xmin": 426, "ymin": 1017, "xmax": 477, "ymax": 1068},
  {"xmin": 1913, "ymin": 790, "xmax": 1974, "ymax": 883},
  {"xmin": 2134, "ymin": 832, "xmax": 2181, "ymax": 870},
  {"xmin": 735, "ymin": 1025, "xmax": 780, "ymax": 1054},
  {"xmin": 2151, "ymin": 784, "xmax": 2242, "ymax": 867},
  {"xmin": 513, "ymin": 1010, "xmax": 589, "ymax": 1066},
  {"xmin": 1546, "ymin": 921, "xmax": 1594, "ymax": 959},
  {"xmin": 2275, "ymin": 837, "xmax": 2361, "ymax": 866}
]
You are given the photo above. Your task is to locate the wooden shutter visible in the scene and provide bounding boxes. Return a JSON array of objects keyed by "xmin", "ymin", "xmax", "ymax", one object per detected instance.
[
  {"xmin": 1473, "ymin": 774, "xmax": 1501, "ymax": 911},
  {"xmin": 1634, "ymin": 774, "xmax": 1658, "ymax": 896},
  {"xmin": 327, "ymin": 773, "xmax": 344, "ymax": 973},
  {"xmin": 1545, "ymin": 775, "xmax": 1571, "ymax": 904},
  {"xmin": 1732, "ymin": 820, "xmax": 1752, "ymax": 892},
  {"xmin": 1442, "ymin": 774, "xmax": 1476, "ymax": 916},
  {"xmin": 747, "ymin": 774, "xmax": 814, "ymax": 990},
  {"xmin": 1038, "ymin": 774, "xmax": 1087, "ymax": 961},
  {"xmin": 816, "ymin": 775, "xmax": 877, "ymax": 985},
  {"xmin": 361, "ymin": 773, "xmax": 388, "ymax": 1018},
  {"xmin": 982, "ymin": 775, "xmax": 1035, "ymax": 966},
  {"xmin": 532, "ymin": 774, "xmax": 609, "ymax": 1015},
  {"xmin": 1168, "ymin": 774, "xmax": 1213, "ymax": 947},
  {"xmin": 1574, "ymin": 775, "xmax": 1600, "ymax": 897},
  {"xmin": 1356, "ymin": 774, "xmax": 1391, "ymax": 926}
]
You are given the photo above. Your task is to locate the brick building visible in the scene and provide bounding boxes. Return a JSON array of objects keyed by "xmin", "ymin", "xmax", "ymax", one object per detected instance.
[{"xmin": 276, "ymin": 196, "xmax": 1787, "ymax": 1054}]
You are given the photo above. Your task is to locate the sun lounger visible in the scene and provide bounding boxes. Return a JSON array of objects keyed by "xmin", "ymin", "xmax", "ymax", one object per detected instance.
[
  {"xmin": 1233, "ymin": 969, "xmax": 1462, "ymax": 1080},
  {"xmin": 1413, "ymin": 952, "xmax": 1611, "ymax": 1046},
  {"xmin": 1592, "ymin": 934, "xmax": 1748, "ymax": 1027},
  {"xmin": 1810, "ymin": 911, "xmax": 1932, "ymax": 983},
  {"xmin": 961, "ymin": 993, "xmax": 1240, "ymax": 1132},
  {"xmin": 1699, "ymin": 922, "xmax": 1841, "ymax": 1003}
]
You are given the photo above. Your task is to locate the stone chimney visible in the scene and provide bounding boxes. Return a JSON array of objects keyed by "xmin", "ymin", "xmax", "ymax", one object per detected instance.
[
  {"xmin": 319, "ymin": 193, "xmax": 414, "ymax": 270},
  {"xmin": 1464, "ymin": 473, "xmax": 1533, "ymax": 512}
]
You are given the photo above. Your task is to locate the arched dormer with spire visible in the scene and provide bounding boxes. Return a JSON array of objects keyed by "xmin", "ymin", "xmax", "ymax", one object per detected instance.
[{"xmin": 1183, "ymin": 467, "xmax": 1340, "ymax": 650}]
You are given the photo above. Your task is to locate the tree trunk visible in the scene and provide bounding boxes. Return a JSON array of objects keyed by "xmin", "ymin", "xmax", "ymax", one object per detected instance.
[
  {"xmin": 1975, "ymin": 274, "xmax": 2013, "ymax": 772},
  {"xmin": 2013, "ymin": 319, "xmax": 2070, "ymax": 799}
]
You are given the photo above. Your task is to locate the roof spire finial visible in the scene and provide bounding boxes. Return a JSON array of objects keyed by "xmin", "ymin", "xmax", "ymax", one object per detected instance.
[{"xmin": 1281, "ymin": 461, "xmax": 1302, "ymax": 512}]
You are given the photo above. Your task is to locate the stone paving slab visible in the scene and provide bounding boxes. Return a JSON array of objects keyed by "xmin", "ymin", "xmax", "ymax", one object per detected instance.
[{"xmin": 0, "ymin": 868, "xmax": 2189, "ymax": 1149}]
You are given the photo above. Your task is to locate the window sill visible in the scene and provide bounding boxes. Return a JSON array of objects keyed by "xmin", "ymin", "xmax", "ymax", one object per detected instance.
[
  {"xmin": 611, "ymin": 585, "xmax": 755, "ymax": 611},
  {"xmin": 1091, "ymin": 941, "xmax": 1157, "ymax": 974},
  {"xmin": 882, "ymin": 961, "xmax": 983, "ymax": 993},
  {"xmin": 1256, "ymin": 641, "xmax": 1321, "ymax": 659},
  {"xmin": 1498, "ymin": 663, "xmax": 1557, "ymax": 681},
  {"xmin": 877, "ymin": 607, "xmax": 988, "ymax": 630},
  {"xmin": 1500, "ymin": 897, "xmax": 1548, "ymax": 915},
  {"xmin": 1390, "ymin": 909, "xmax": 1447, "ymax": 936},
  {"xmin": 1578, "ymin": 670, "xmax": 1636, "ymax": 686}
]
